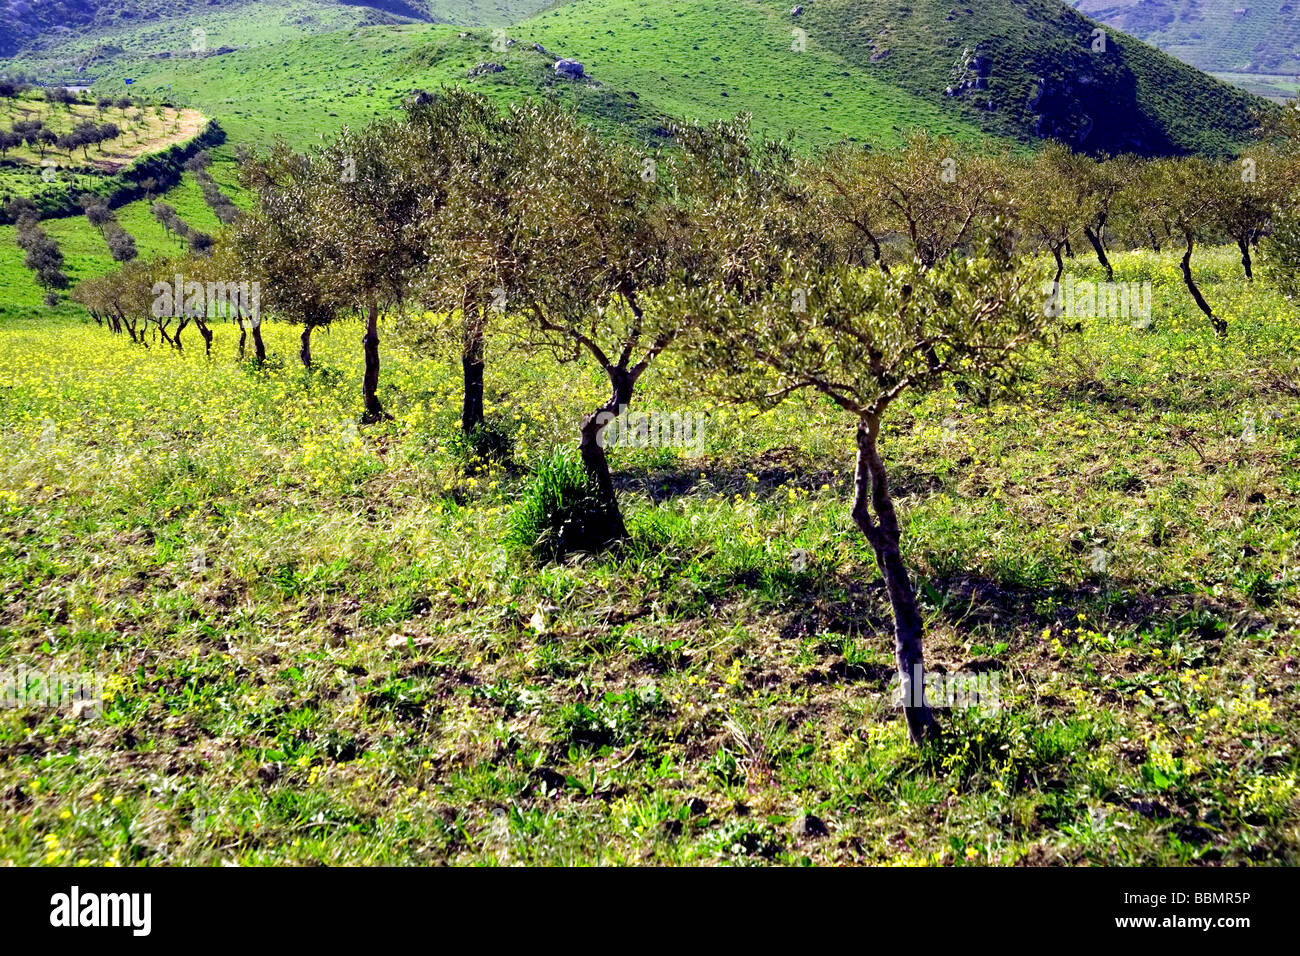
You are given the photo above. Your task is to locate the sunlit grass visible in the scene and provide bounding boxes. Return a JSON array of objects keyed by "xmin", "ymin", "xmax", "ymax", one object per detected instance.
[{"xmin": 0, "ymin": 244, "xmax": 1297, "ymax": 864}]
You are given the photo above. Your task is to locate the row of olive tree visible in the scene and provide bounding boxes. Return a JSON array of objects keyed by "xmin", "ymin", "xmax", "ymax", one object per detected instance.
[{"xmin": 72, "ymin": 92, "xmax": 1300, "ymax": 741}]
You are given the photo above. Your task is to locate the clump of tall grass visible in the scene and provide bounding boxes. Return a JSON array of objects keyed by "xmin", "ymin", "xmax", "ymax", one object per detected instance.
[{"xmin": 508, "ymin": 449, "xmax": 612, "ymax": 559}]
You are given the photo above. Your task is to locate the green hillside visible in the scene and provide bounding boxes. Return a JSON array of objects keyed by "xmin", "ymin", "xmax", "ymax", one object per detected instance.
[
  {"xmin": 0, "ymin": 0, "xmax": 552, "ymax": 74},
  {"xmin": 4, "ymin": 0, "xmax": 1271, "ymax": 156},
  {"xmin": 0, "ymin": 169, "xmax": 220, "ymax": 320},
  {"xmin": 522, "ymin": 0, "xmax": 981, "ymax": 146},
  {"xmin": 1075, "ymin": 0, "xmax": 1300, "ymax": 74},
  {"xmin": 60, "ymin": 18, "xmax": 986, "ymax": 152},
  {"xmin": 794, "ymin": 0, "xmax": 1267, "ymax": 156},
  {"xmin": 0, "ymin": 0, "xmax": 1275, "ymax": 318}
]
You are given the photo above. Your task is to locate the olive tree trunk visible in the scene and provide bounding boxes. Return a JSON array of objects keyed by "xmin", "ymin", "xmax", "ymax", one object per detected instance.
[
  {"xmin": 1084, "ymin": 225, "xmax": 1113, "ymax": 282},
  {"xmin": 361, "ymin": 302, "xmax": 388, "ymax": 423},
  {"xmin": 578, "ymin": 369, "xmax": 634, "ymax": 545},
  {"xmin": 251, "ymin": 320, "xmax": 266, "ymax": 364},
  {"xmin": 851, "ymin": 415, "xmax": 940, "ymax": 744},
  {"xmin": 461, "ymin": 305, "xmax": 485, "ymax": 434},
  {"xmin": 1180, "ymin": 236, "xmax": 1226, "ymax": 337}
]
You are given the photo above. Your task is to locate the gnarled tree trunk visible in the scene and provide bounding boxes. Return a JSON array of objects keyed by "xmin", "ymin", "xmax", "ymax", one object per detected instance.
[
  {"xmin": 461, "ymin": 303, "xmax": 485, "ymax": 434},
  {"xmin": 196, "ymin": 317, "xmax": 213, "ymax": 356},
  {"xmin": 300, "ymin": 325, "xmax": 313, "ymax": 369},
  {"xmin": 1084, "ymin": 225, "xmax": 1113, "ymax": 282},
  {"xmin": 251, "ymin": 320, "xmax": 266, "ymax": 364},
  {"xmin": 1180, "ymin": 236, "xmax": 1226, "ymax": 337},
  {"xmin": 852, "ymin": 416, "xmax": 939, "ymax": 744},
  {"xmin": 578, "ymin": 369, "xmax": 634, "ymax": 546},
  {"xmin": 1237, "ymin": 236, "xmax": 1254, "ymax": 282},
  {"xmin": 361, "ymin": 301, "xmax": 388, "ymax": 423}
]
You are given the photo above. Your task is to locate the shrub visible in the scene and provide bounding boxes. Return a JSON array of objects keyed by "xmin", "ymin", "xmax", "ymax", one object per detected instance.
[{"xmin": 508, "ymin": 450, "xmax": 612, "ymax": 559}]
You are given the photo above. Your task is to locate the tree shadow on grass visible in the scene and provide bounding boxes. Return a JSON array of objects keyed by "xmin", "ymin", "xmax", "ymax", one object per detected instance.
[
  {"xmin": 917, "ymin": 572, "xmax": 1252, "ymax": 645},
  {"xmin": 613, "ymin": 446, "xmax": 949, "ymax": 504}
]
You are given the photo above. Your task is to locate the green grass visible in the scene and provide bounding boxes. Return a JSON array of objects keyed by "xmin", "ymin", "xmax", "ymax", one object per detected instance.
[
  {"xmin": 1, "ymin": 1, "xmax": 552, "ymax": 71},
  {"xmin": 1, "ymin": 243, "xmax": 1297, "ymax": 864},
  {"xmin": 59, "ymin": 17, "xmax": 982, "ymax": 154},
  {"xmin": 1211, "ymin": 72, "xmax": 1300, "ymax": 103},
  {"xmin": 523, "ymin": 0, "xmax": 982, "ymax": 147}
]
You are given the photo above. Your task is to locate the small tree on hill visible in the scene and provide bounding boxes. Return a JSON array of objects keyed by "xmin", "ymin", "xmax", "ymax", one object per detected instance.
[
  {"xmin": 1076, "ymin": 155, "xmax": 1135, "ymax": 282},
  {"xmin": 1015, "ymin": 142, "xmax": 1093, "ymax": 289},
  {"xmin": 105, "ymin": 223, "xmax": 137, "ymax": 263},
  {"xmin": 1120, "ymin": 158, "xmax": 1227, "ymax": 336},
  {"xmin": 675, "ymin": 245, "xmax": 1048, "ymax": 743},
  {"xmin": 235, "ymin": 142, "xmax": 344, "ymax": 368},
  {"xmin": 509, "ymin": 107, "xmax": 803, "ymax": 548},
  {"xmin": 1218, "ymin": 146, "xmax": 1295, "ymax": 281}
]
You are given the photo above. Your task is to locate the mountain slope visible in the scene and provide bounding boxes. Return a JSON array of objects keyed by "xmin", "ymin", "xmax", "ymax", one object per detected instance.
[
  {"xmin": 789, "ymin": 0, "xmax": 1267, "ymax": 155},
  {"xmin": 1074, "ymin": 0, "xmax": 1300, "ymax": 74},
  {"xmin": 0, "ymin": 0, "xmax": 551, "ymax": 64},
  {"xmin": 3, "ymin": 0, "xmax": 1270, "ymax": 156},
  {"xmin": 522, "ymin": 0, "xmax": 984, "ymax": 147}
]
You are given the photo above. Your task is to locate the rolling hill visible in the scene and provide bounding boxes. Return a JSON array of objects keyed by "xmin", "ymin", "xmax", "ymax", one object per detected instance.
[
  {"xmin": 0, "ymin": 0, "xmax": 1277, "ymax": 312},
  {"xmin": 1074, "ymin": 0, "xmax": 1300, "ymax": 75},
  {"xmin": 1, "ymin": 0, "xmax": 1273, "ymax": 157},
  {"xmin": 0, "ymin": 0, "xmax": 551, "ymax": 65},
  {"xmin": 788, "ymin": 0, "xmax": 1267, "ymax": 155}
]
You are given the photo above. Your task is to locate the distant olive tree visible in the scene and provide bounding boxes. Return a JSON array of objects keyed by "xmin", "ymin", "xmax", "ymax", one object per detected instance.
[
  {"xmin": 1119, "ymin": 158, "xmax": 1227, "ymax": 336},
  {"xmin": 812, "ymin": 130, "xmax": 1013, "ymax": 276},
  {"xmin": 401, "ymin": 88, "xmax": 515, "ymax": 437},
  {"xmin": 313, "ymin": 119, "xmax": 436, "ymax": 422},
  {"xmin": 235, "ymin": 142, "xmax": 344, "ymax": 367},
  {"xmin": 1218, "ymin": 147, "xmax": 1295, "ymax": 281},
  {"xmin": 1014, "ymin": 142, "xmax": 1094, "ymax": 288}
]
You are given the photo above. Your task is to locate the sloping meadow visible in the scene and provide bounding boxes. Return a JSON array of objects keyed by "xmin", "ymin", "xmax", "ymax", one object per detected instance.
[{"xmin": 0, "ymin": 244, "xmax": 1296, "ymax": 864}]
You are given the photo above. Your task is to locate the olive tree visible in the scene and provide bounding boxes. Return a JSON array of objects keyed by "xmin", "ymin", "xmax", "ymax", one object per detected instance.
[
  {"xmin": 236, "ymin": 142, "xmax": 344, "ymax": 368},
  {"xmin": 313, "ymin": 120, "xmax": 433, "ymax": 422},
  {"xmin": 1014, "ymin": 142, "xmax": 1094, "ymax": 289},
  {"xmin": 1218, "ymin": 146, "xmax": 1295, "ymax": 281},
  {"xmin": 1119, "ymin": 158, "xmax": 1227, "ymax": 336},
  {"xmin": 812, "ymin": 130, "xmax": 1013, "ymax": 275},
  {"xmin": 508, "ymin": 106, "xmax": 803, "ymax": 546},
  {"xmin": 401, "ymin": 89, "xmax": 515, "ymax": 437},
  {"xmin": 1077, "ymin": 155, "xmax": 1135, "ymax": 282},
  {"xmin": 674, "ymin": 246, "xmax": 1048, "ymax": 743}
]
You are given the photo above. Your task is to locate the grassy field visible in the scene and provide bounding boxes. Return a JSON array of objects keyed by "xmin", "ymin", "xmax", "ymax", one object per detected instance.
[
  {"xmin": 1212, "ymin": 73, "xmax": 1300, "ymax": 103},
  {"xmin": 1, "ymin": 1, "xmax": 553, "ymax": 76},
  {"xmin": 69, "ymin": 19, "xmax": 985, "ymax": 154},
  {"xmin": 1, "ymin": 244, "xmax": 1296, "ymax": 865},
  {"xmin": 0, "ymin": 8, "xmax": 992, "ymax": 315},
  {"xmin": 69, "ymin": 0, "xmax": 1263, "ymax": 155}
]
